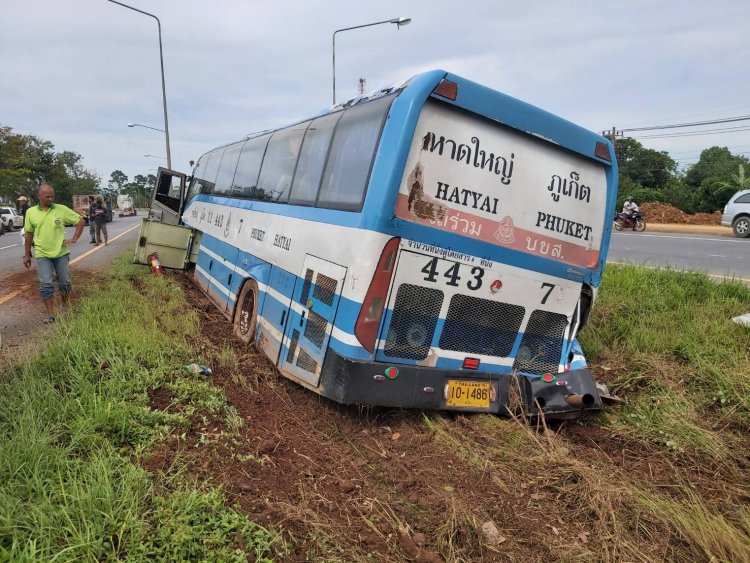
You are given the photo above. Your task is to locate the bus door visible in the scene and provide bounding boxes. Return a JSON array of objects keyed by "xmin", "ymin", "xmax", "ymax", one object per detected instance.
[
  {"xmin": 279, "ymin": 256, "xmax": 346, "ymax": 387},
  {"xmin": 134, "ymin": 167, "xmax": 193, "ymax": 270},
  {"xmin": 149, "ymin": 167, "xmax": 187, "ymax": 225}
]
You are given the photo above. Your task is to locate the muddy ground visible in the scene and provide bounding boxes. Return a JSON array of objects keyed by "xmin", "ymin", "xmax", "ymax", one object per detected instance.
[{"xmin": 138, "ymin": 275, "xmax": 748, "ymax": 562}]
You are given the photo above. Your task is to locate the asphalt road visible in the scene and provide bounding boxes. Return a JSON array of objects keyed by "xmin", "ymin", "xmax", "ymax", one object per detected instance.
[{"xmin": 608, "ymin": 231, "xmax": 750, "ymax": 282}]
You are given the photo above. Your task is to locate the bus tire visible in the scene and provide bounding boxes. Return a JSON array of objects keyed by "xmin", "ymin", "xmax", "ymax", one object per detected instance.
[{"xmin": 233, "ymin": 279, "xmax": 259, "ymax": 345}]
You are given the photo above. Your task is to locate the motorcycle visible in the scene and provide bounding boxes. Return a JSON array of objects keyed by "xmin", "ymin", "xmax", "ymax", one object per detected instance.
[{"xmin": 614, "ymin": 210, "xmax": 646, "ymax": 232}]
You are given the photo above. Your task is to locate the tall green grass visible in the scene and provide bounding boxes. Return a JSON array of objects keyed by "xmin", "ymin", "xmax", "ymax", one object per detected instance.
[
  {"xmin": 580, "ymin": 265, "xmax": 750, "ymax": 452},
  {"xmin": 0, "ymin": 260, "xmax": 277, "ymax": 561}
]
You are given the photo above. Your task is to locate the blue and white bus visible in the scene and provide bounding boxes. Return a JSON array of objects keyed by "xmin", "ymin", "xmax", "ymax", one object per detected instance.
[{"xmin": 139, "ymin": 69, "xmax": 618, "ymax": 419}]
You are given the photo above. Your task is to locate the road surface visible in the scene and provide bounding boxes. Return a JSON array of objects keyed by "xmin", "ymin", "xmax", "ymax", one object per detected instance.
[{"xmin": 608, "ymin": 231, "xmax": 750, "ymax": 282}]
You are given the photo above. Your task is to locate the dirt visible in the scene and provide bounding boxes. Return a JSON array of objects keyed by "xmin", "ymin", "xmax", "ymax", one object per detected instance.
[
  {"xmin": 134, "ymin": 275, "xmax": 748, "ymax": 562},
  {"xmin": 639, "ymin": 203, "xmax": 722, "ymax": 225}
]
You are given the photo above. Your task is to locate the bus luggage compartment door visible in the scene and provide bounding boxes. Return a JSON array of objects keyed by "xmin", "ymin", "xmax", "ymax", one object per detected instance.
[
  {"xmin": 133, "ymin": 218, "xmax": 194, "ymax": 270},
  {"xmin": 279, "ymin": 255, "xmax": 346, "ymax": 388}
]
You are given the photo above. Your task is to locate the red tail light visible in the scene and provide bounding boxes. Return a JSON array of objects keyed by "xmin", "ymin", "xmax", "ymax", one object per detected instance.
[
  {"xmin": 433, "ymin": 79, "xmax": 458, "ymax": 101},
  {"xmin": 355, "ymin": 237, "xmax": 400, "ymax": 353}
]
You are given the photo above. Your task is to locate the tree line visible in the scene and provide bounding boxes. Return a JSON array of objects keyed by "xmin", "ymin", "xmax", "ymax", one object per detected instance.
[
  {"xmin": 0, "ymin": 125, "xmax": 154, "ymax": 208},
  {"xmin": 614, "ymin": 138, "xmax": 749, "ymax": 213},
  {"xmin": 2, "ymin": 123, "xmax": 748, "ymax": 213}
]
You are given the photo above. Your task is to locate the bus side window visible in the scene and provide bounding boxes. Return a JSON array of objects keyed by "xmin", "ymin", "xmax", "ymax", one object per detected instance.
[
  {"xmin": 213, "ymin": 142, "xmax": 244, "ymax": 195},
  {"xmin": 256, "ymin": 126, "xmax": 307, "ymax": 203},
  {"xmin": 289, "ymin": 112, "xmax": 342, "ymax": 206},
  {"xmin": 316, "ymin": 95, "xmax": 393, "ymax": 211},
  {"xmin": 232, "ymin": 134, "xmax": 271, "ymax": 200}
]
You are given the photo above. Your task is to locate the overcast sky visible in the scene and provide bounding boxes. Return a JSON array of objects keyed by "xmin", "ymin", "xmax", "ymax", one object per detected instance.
[{"xmin": 2, "ymin": 0, "xmax": 748, "ymax": 187}]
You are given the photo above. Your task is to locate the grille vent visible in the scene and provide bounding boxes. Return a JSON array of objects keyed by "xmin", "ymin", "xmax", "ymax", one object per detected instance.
[
  {"xmin": 384, "ymin": 284, "xmax": 443, "ymax": 360},
  {"xmin": 440, "ymin": 295, "xmax": 524, "ymax": 357},
  {"xmin": 304, "ymin": 311, "xmax": 327, "ymax": 348},
  {"xmin": 300, "ymin": 269, "xmax": 314, "ymax": 304},
  {"xmin": 512, "ymin": 310, "xmax": 568, "ymax": 375},
  {"xmin": 296, "ymin": 348, "xmax": 318, "ymax": 373},
  {"xmin": 286, "ymin": 330, "xmax": 300, "ymax": 364},
  {"xmin": 313, "ymin": 273, "xmax": 337, "ymax": 305}
]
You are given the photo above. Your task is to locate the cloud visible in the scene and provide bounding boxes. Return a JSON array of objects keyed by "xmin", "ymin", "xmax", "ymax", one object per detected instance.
[{"xmin": 2, "ymin": 0, "xmax": 748, "ymax": 182}]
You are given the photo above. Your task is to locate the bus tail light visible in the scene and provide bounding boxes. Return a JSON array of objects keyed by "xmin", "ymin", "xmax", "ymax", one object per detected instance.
[
  {"xmin": 594, "ymin": 141, "xmax": 611, "ymax": 162},
  {"xmin": 433, "ymin": 79, "xmax": 458, "ymax": 101},
  {"xmin": 355, "ymin": 237, "xmax": 401, "ymax": 353}
]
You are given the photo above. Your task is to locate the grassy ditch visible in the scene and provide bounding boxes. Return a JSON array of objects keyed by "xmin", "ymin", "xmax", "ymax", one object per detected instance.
[
  {"xmin": 582, "ymin": 265, "xmax": 750, "ymax": 452},
  {"xmin": 0, "ymin": 260, "xmax": 280, "ymax": 561}
]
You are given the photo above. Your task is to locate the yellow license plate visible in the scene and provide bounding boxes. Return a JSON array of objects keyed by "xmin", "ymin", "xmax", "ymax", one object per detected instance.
[{"xmin": 446, "ymin": 380, "xmax": 492, "ymax": 408}]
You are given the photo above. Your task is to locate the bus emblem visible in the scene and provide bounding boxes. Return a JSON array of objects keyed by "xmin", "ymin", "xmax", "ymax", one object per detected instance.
[
  {"xmin": 490, "ymin": 280, "xmax": 503, "ymax": 294},
  {"xmin": 493, "ymin": 216, "xmax": 515, "ymax": 244}
]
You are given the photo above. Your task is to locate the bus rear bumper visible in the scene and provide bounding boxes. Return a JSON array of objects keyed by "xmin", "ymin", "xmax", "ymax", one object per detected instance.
[{"xmin": 319, "ymin": 350, "xmax": 603, "ymax": 420}]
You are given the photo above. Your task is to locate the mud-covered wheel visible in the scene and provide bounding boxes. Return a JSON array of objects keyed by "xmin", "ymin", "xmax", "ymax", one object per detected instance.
[
  {"xmin": 233, "ymin": 279, "xmax": 259, "ymax": 345},
  {"xmin": 733, "ymin": 216, "xmax": 750, "ymax": 238},
  {"xmin": 634, "ymin": 218, "xmax": 646, "ymax": 232},
  {"xmin": 613, "ymin": 218, "xmax": 623, "ymax": 231}
]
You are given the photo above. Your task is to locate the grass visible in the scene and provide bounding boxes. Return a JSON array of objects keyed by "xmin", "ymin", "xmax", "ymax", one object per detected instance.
[
  {"xmin": 2, "ymin": 257, "xmax": 749, "ymax": 561},
  {"xmin": 0, "ymin": 259, "xmax": 279, "ymax": 561},
  {"xmin": 581, "ymin": 265, "xmax": 750, "ymax": 451}
]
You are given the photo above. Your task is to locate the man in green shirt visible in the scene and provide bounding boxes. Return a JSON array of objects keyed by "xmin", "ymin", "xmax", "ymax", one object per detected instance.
[{"xmin": 23, "ymin": 184, "xmax": 85, "ymax": 323}]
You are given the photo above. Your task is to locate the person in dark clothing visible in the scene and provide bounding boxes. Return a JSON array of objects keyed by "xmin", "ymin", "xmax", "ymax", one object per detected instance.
[
  {"xmin": 88, "ymin": 195, "xmax": 97, "ymax": 243},
  {"xmin": 93, "ymin": 196, "xmax": 108, "ymax": 246}
]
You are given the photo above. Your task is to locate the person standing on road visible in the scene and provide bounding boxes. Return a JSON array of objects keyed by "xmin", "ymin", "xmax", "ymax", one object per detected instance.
[
  {"xmin": 22, "ymin": 184, "xmax": 85, "ymax": 324},
  {"xmin": 87, "ymin": 195, "xmax": 97, "ymax": 244},
  {"xmin": 93, "ymin": 196, "xmax": 108, "ymax": 246}
]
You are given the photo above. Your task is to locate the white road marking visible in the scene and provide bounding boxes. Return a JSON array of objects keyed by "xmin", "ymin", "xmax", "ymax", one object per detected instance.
[
  {"xmin": 0, "ymin": 243, "xmax": 20, "ymax": 250},
  {"xmin": 614, "ymin": 232, "xmax": 742, "ymax": 243}
]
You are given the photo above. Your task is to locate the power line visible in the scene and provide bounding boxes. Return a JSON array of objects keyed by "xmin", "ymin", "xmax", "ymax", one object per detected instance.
[
  {"xmin": 632, "ymin": 125, "xmax": 750, "ymax": 139},
  {"xmin": 620, "ymin": 115, "xmax": 750, "ymax": 133}
]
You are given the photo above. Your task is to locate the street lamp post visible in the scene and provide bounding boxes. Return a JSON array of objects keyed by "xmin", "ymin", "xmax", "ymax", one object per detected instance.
[
  {"xmin": 332, "ymin": 17, "xmax": 411, "ymax": 105},
  {"xmin": 108, "ymin": 0, "xmax": 172, "ymax": 169},
  {"xmin": 128, "ymin": 122, "xmax": 165, "ymax": 133}
]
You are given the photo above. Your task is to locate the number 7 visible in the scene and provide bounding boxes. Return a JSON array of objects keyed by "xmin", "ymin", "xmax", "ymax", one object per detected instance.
[{"xmin": 541, "ymin": 282, "xmax": 555, "ymax": 304}]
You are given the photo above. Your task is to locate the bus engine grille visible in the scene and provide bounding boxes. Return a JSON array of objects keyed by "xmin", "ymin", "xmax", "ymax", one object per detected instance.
[
  {"xmin": 384, "ymin": 284, "xmax": 443, "ymax": 360},
  {"xmin": 512, "ymin": 310, "xmax": 568, "ymax": 375},
  {"xmin": 440, "ymin": 295, "xmax": 525, "ymax": 357}
]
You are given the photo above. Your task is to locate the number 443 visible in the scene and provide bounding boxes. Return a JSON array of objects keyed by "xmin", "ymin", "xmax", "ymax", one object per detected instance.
[{"xmin": 420, "ymin": 257, "xmax": 557, "ymax": 303}]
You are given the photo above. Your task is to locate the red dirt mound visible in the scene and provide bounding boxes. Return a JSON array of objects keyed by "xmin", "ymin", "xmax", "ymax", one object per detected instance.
[{"xmin": 640, "ymin": 203, "xmax": 721, "ymax": 225}]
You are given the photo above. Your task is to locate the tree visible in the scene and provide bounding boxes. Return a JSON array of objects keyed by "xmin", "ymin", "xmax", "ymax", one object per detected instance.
[
  {"xmin": 713, "ymin": 165, "xmax": 750, "ymax": 203},
  {"xmin": 614, "ymin": 137, "xmax": 677, "ymax": 192},
  {"xmin": 0, "ymin": 125, "xmax": 98, "ymax": 205},
  {"xmin": 683, "ymin": 147, "xmax": 750, "ymax": 212},
  {"xmin": 683, "ymin": 147, "xmax": 748, "ymax": 188},
  {"xmin": 108, "ymin": 170, "xmax": 128, "ymax": 194}
]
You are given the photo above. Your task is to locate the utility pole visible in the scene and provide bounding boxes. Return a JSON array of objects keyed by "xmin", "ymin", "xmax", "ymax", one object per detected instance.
[{"xmin": 602, "ymin": 126, "xmax": 621, "ymax": 143}]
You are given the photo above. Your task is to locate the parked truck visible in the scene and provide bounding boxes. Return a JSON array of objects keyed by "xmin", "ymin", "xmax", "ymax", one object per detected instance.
[{"xmin": 116, "ymin": 194, "xmax": 137, "ymax": 217}]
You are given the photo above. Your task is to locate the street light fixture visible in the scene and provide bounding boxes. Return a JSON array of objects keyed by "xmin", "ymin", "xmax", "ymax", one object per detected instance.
[
  {"xmin": 128, "ymin": 122, "xmax": 165, "ymax": 133},
  {"xmin": 332, "ymin": 17, "xmax": 411, "ymax": 105},
  {"xmin": 144, "ymin": 154, "xmax": 167, "ymax": 159},
  {"xmin": 108, "ymin": 0, "xmax": 172, "ymax": 169}
]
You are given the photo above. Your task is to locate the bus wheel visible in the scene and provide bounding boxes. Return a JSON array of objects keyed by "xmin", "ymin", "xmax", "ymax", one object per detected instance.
[{"xmin": 233, "ymin": 280, "xmax": 259, "ymax": 345}]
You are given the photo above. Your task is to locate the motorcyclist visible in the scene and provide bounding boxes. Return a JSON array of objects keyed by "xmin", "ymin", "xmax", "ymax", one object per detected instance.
[{"xmin": 622, "ymin": 199, "xmax": 639, "ymax": 222}]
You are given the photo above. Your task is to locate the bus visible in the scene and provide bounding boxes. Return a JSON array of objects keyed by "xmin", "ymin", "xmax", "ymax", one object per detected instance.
[{"xmin": 138, "ymin": 69, "xmax": 618, "ymax": 419}]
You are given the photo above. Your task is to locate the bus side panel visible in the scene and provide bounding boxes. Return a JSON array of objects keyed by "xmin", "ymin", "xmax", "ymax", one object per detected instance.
[
  {"xmin": 196, "ymin": 233, "xmax": 239, "ymax": 317},
  {"xmin": 194, "ymin": 241, "xmax": 212, "ymax": 294},
  {"xmin": 327, "ymin": 296, "xmax": 372, "ymax": 362},
  {"xmin": 257, "ymin": 266, "xmax": 296, "ymax": 367}
]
